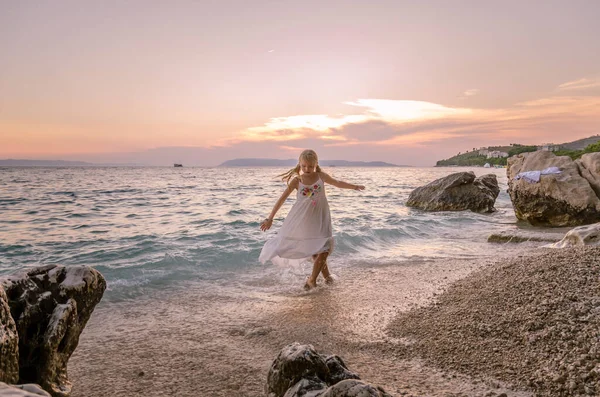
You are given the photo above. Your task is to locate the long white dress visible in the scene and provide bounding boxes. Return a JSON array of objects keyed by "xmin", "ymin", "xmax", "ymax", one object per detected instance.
[{"xmin": 259, "ymin": 176, "xmax": 333, "ymax": 265}]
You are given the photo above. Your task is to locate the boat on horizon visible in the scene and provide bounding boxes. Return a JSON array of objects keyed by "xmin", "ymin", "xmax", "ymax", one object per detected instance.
[{"xmin": 174, "ymin": 164, "xmax": 183, "ymax": 167}]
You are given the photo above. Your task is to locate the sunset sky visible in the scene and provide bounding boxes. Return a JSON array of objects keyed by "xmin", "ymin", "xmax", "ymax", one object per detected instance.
[{"xmin": 1, "ymin": 0, "xmax": 599, "ymax": 166}]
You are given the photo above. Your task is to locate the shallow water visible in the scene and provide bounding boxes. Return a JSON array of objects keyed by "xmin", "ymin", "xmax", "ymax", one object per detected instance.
[{"xmin": 0, "ymin": 165, "xmax": 554, "ymax": 303}]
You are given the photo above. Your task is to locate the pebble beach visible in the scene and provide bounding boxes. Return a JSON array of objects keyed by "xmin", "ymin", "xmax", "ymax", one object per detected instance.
[{"xmin": 68, "ymin": 246, "xmax": 599, "ymax": 396}]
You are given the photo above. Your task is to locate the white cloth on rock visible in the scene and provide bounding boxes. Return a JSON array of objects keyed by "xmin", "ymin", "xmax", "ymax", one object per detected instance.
[{"xmin": 514, "ymin": 166, "xmax": 561, "ymax": 183}]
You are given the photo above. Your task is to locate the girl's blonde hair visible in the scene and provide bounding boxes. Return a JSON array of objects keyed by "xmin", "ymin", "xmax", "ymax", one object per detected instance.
[{"xmin": 279, "ymin": 149, "xmax": 322, "ymax": 184}]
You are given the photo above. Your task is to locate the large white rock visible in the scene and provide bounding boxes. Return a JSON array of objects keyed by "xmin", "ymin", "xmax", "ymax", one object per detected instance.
[
  {"xmin": 507, "ymin": 151, "xmax": 600, "ymax": 226},
  {"xmin": 576, "ymin": 152, "xmax": 600, "ymax": 197}
]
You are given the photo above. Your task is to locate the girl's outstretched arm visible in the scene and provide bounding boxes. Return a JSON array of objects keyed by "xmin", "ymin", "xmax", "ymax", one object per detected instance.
[
  {"xmin": 320, "ymin": 172, "xmax": 365, "ymax": 191},
  {"xmin": 260, "ymin": 178, "xmax": 299, "ymax": 231}
]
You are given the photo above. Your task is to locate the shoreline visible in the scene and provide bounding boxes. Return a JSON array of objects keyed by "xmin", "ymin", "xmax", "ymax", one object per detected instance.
[{"xmin": 68, "ymin": 249, "xmax": 541, "ymax": 396}]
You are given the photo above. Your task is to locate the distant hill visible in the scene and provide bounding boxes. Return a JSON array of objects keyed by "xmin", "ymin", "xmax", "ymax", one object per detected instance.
[
  {"xmin": 559, "ymin": 135, "xmax": 600, "ymax": 151},
  {"xmin": 0, "ymin": 159, "xmax": 95, "ymax": 166},
  {"xmin": 436, "ymin": 134, "xmax": 600, "ymax": 167},
  {"xmin": 219, "ymin": 158, "xmax": 403, "ymax": 167}
]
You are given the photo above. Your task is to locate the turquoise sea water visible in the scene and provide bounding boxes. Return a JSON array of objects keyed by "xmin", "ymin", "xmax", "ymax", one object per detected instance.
[{"xmin": 1, "ymin": 166, "xmax": 524, "ymax": 302}]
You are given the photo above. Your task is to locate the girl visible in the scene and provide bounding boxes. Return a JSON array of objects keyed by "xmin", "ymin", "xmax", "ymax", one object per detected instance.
[{"xmin": 259, "ymin": 149, "xmax": 365, "ymax": 290}]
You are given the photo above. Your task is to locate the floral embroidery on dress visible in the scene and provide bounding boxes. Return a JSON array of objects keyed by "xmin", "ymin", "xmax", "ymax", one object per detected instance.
[{"xmin": 301, "ymin": 182, "xmax": 322, "ymax": 206}]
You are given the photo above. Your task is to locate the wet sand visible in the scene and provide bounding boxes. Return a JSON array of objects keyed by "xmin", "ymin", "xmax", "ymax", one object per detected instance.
[{"xmin": 69, "ymin": 254, "xmax": 535, "ymax": 397}]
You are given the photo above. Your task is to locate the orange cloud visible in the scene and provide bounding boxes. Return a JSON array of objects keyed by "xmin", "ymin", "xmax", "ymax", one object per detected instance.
[
  {"xmin": 7, "ymin": 84, "xmax": 597, "ymax": 159},
  {"xmin": 229, "ymin": 94, "xmax": 600, "ymax": 149}
]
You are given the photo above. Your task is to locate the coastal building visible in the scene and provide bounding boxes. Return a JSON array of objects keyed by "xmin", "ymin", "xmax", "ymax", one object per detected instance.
[
  {"xmin": 478, "ymin": 148, "xmax": 489, "ymax": 156},
  {"xmin": 486, "ymin": 151, "xmax": 509, "ymax": 159},
  {"xmin": 537, "ymin": 143, "xmax": 560, "ymax": 152}
]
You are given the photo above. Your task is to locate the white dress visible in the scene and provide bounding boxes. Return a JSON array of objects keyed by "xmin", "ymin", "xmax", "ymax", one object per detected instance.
[{"xmin": 259, "ymin": 176, "xmax": 333, "ymax": 265}]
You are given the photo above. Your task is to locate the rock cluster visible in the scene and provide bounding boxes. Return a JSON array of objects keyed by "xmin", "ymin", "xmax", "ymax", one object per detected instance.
[
  {"xmin": 507, "ymin": 151, "xmax": 600, "ymax": 226},
  {"xmin": 406, "ymin": 172, "xmax": 500, "ymax": 213},
  {"xmin": 388, "ymin": 247, "xmax": 600, "ymax": 396},
  {"xmin": 0, "ymin": 265, "xmax": 106, "ymax": 397},
  {"xmin": 267, "ymin": 343, "xmax": 392, "ymax": 397}
]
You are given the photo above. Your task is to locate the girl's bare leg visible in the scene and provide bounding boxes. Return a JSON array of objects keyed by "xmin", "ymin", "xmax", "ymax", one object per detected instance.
[
  {"xmin": 313, "ymin": 255, "xmax": 333, "ymax": 284},
  {"xmin": 321, "ymin": 262, "xmax": 334, "ymax": 284},
  {"xmin": 312, "ymin": 254, "xmax": 333, "ymax": 283},
  {"xmin": 305, "ymin": 252, "xmax": 329, "ymax": 289}
]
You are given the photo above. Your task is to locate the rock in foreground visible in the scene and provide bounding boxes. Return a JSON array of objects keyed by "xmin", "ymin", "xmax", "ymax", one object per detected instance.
[
  {"xmin": 407, "ymin": 172, "xmax": 500, "ymax": 213},
  {"xmin": 0, "ymin": 383, "xmax": 50, "ymax": 396},
  {"xmin": 267, "ymin": 343, "xmax": 392, "ymax": 397},
  {"xmin": 0, "ymin": 287, "xmax": 19, "ymax": 384},
  {"xmin": 549, "ymin": 222, "xmax": 600, "ymax": 248},
  {"xmin": 1, "ymin": 265, "xmax": 106, "ymax": 397}
]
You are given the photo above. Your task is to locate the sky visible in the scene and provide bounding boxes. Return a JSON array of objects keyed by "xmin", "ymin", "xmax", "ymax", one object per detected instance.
[{"xmin": 1, "ymin": 0, "xmax": 600, "ymax": 166}]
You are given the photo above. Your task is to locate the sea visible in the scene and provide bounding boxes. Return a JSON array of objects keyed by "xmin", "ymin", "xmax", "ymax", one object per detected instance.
[{"xmin": 0, "ymin": 166, "xmax": 551, "ymax": 304}]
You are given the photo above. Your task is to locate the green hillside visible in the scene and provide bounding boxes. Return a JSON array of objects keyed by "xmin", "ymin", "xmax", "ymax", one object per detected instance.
[
  {"xmin": 436, "ymin": 144, "xmax": 537, "ymax": 167},
  {"xmin": 436, "ymin": 135, "xmax": 600, "ymax": 167}
]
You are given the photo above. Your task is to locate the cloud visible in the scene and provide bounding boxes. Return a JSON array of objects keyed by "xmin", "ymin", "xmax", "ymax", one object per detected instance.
[
  {"xmin": 345, "ymin": 99, "xmax": 473, "ymax": 122},
  {"xmin": 457, "ymin": 89, "xmax": 480, "ymax": 99},
  {"xmin": 557, "ymin": 77, "xmax": 600, "ymax": 91},
  {"xmin": 228, "ymin": 114, "xmax": 368, "ymax": 145},
  {"xmin": 228, "ymin": 100, "xmax": 475, "ymax": 146},
  {"xmin": 221, "ymin": 94, "xmax": 600, "ymax": 154}
]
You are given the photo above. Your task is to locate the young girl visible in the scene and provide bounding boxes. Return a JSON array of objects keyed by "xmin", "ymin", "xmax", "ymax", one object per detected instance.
[{"xmin": 259, "ymin": 149, "xmax": 365, "ymax": 290}]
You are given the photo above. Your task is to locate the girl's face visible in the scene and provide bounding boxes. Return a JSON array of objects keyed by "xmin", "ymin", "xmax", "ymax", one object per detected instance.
[{"xmin": 300, "ymin": 159, "xmax": 317, "ymax": 174}]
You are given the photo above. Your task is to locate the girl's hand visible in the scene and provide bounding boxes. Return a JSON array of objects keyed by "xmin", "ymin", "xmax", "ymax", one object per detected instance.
[
  {"xmin": 260, "ymin": 218, "xmax": 273, "ymax": 231},
  {"xmin": 354, "ymin": 185, "xmax": 365, "ymax": 191}
]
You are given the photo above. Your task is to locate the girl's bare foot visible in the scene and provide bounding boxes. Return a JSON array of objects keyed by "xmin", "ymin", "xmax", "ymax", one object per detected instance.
[
  {"xmin": 324, "ymin": 276, "xmax": 334, "ymax": 285},
  {"xmin": 304, "ymin": 278, "xmax": 317, "ymax": 290}
]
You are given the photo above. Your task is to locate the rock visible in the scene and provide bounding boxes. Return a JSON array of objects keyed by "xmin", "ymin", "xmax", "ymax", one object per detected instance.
[
  {"xmin": 474, "ymin": 173, "xmax": 501, "ymax": 199},
  {"xmin": 266, "ymin": 343, "xmax": 329, "ymax": 397},
  {"xmin": 548, "ymin": 222, "xmax": 600, "ymax": 248},
  {"xmin": 0, "ymin": 287, "xmax": 19, "ymax": 384},
  {"xmin": 487, "ymin": 230, "xmax": 561, "ymax": 244},
  {"xmin": 324, "ymin": 355, "xmax": 360, "ymax": 384},
  {"xmin": 576, "ymin": 152, "xmax": 600, "ymax": 198},
  {"xmin": 319, "ymin": 379, "xmax": 393, "ymax": 397},
  {"xmin": 283, "ymin": 377, "xmax": 327, "ymax": 397},
  {"xmin": 0, "ymin": 265, "xmax": 106, "ymax": 397},
  {"xmin": 0, "ymin": 383, "xmax": 50, "ymax": 396},
  {"xmin": 406, "ymin": 172, "xmax": 499, "ymax": 213},
  {"xmin": 507, "ymin": 151, "xmax": 600, "ymax": 226},
  {"xmin": 267, "ymin": 343, "xmax": 394, "ymax": 397}
]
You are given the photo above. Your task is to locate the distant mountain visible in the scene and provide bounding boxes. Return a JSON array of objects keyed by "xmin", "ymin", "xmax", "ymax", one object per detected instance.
[
  {"xmin": 218, "ymin": 158, "xmax": 403, "ymax": 167},
  {"xmin": 0, "ymin": 159, "xmax": 95, "ymax": 166}
]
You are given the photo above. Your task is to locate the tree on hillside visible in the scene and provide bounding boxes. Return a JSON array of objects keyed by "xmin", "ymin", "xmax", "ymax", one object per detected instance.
[
  {"xmin": 508, "ymin": 145, "xmax": 537, "ymax": 157},
  {"xmin": 584, "ymin": 141, "xmax": 600, "ymax": 153}
]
